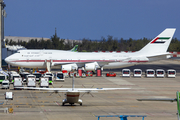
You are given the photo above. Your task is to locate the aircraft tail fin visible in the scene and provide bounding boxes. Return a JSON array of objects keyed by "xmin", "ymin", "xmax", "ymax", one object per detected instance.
[
  {"xmin": 176, "ymin": 91, "xmax": 180, "ymax": 120},
  {"xmin": 138, "ymin": 28, "xmax": 176, "ymax": 56},
  {"xmin": 70, "ymin": 45, "xmax": 78, "ymax": 52}
]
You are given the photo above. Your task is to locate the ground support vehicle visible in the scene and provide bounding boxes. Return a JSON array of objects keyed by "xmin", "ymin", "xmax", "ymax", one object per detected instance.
[
  {"xmin": 55, "ymin": 72, "xmax": 65, "ymax": 81},
  {"xmin": 33, "ymin": 72, "xmax": 42, "ymax": 81},
  {"xmin": 86, "ymin": 71, "xmax": 93, "ymax": 77},
  {"xmin": 10, "ymin": 74, "xmax": 21, "ymax": 83},
  {"xmin": 44, "ymin": 75, "xmax": 53, "ymax": 85},
  {"xmin": 122, "ymin": 69, "xmax": 131, "ymax": 77},
  {"xmin": 133, "ymin": 69, "xmax": 142, "ymax": 77},
  {"xmin": 13, "ymin": 77, "xmax": 23, "ymax": 90},
  {"xmin": 81, "ymin": 73, "xmax": 86, "ymax": 78},
  {"xmin": 44, "ymin": 72, "xmax": 54, "ymax": 84},
  {"xmin": 1, "ymin": 80, "xmax": 9, "ymax": 89},
  {"xmin": 39, "ymin": 77, "xmax": 49, "ymax": 88},
  {"xmin": 27, "ymin": 74, "xmax": 36, "ymax": 87},
  {"xmin": 145, "ymin": 69, "xmax": 155, "ymax": 77},
  {"xmin": 166, "ymin": 69, "xmax": 176, "ymax": 78},
  {"xmin": 0, "ymin": 74, "xmax": 7, "ymax": 83},
  {"xmin": 106, "ymin": 72, "xmax": 116, "ymax": 77},
  {"xmin": 20, "ymin": 72, "xmax": 30, "ymax": 82},
  {"xmin": 156, "ymin": 69, "xmax": 165, "ymax": 78},
  {"xmin": 5, "ymin": 92, "xmax": 13, "ymax": 100}
]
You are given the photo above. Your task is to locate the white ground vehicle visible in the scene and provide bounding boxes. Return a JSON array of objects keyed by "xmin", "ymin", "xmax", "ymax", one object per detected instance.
[
  {"xmin": 39, "ymin": 77, "xmax": 49, "ymax": 88},
  {"xmin": 133, "ymin": 69, "xmax": 142, "ymax": 77},
  {"xmin": 20, "ymin": 72, "xmax": 30, "ymax": 82},
  {"xmin": 14, "ymin": 77, "xmax": 23, "ymax": 89},
  {"xmin": 145, "ymin": 69, "xmax": 155, "ymax": 77},
  {"xmin": 55, "ymin": 72, "xmax": 65, "ymax": 81},
  {"xmin": 1, "ymin": 80, "xmax": 9, "ymax": 89},
  {"xmin": 0, "ymin": 74, "xmax": 7, "ymax": 83},
  {"xmin": 122, "ymin": 69, "xmax": 131, "ymax": 77},
  {"xmin": 10, "ymin": 74, "xmax": 21, "ymax": 83},
  {"xmin": 156, "ymin": 69, "xmax": 165, "ymax": 78},
  {"xmin": 167, "ymin": 69, "xmax": 176, "ymax": 78},
  {"xmin": 27, "ymin": 74, "xmax": 36, "ymax": 87},
  {"xmin": 33, "ymin": 72, "xmax": 42, "ymax": 81},
  {"xmin": 5, "ymin": 92, "xmax": 13, "ymax": 100},
  {"xmin": 44, "ymin": 75, "xmax": 53, "ymax": 85},
  {"xmin": 44, "ymin": 72, "xmax": 54, "ymax": 84}
]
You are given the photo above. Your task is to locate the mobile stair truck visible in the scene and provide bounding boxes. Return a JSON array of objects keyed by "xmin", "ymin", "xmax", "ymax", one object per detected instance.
[
  {"xmin": 13, "ymin": 77, "xmax": 23, "ymax": 90},
  {"xmin": 27, "ymin": 74, "xmax": 36, "ymax": 87},
  {"xmin": 39, "ymin": 77, "xmax": 49, "ymax": 88}
]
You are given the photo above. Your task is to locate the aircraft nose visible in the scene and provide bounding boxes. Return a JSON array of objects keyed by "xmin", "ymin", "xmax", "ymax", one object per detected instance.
[{"xmin": 5, "ymin": 56, "xmax": 10, "ymax": 64}]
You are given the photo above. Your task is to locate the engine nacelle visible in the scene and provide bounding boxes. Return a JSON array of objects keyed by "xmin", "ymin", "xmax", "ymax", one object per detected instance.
[
  {"xmin": 84, "ymin": 63, "xmax": 96, "ymax": 71},
  {"xmin": 61, "ymin": 64, "xmax": 77, "ymax": 71}
]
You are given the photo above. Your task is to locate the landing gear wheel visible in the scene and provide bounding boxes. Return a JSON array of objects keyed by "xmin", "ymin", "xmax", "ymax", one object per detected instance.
[{"xmin": 80, "ymin": 103, "xmax": 82, "ymax": 106}]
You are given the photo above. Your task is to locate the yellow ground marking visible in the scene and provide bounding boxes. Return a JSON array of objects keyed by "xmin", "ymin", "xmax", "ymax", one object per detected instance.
[{"xmin": 117, "ymin": 101, "xmax": 125, "ymax": 102}]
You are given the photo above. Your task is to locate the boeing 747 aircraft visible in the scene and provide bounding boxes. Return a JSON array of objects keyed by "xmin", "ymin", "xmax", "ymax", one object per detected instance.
[{"xmin": 5, "ymin": 28, "xmax": 176, "ymax": 71}]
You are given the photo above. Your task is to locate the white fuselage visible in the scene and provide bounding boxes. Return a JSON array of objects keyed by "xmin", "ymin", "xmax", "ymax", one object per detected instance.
[{"xmin": 5, "ymin": 49, "xmax": 149, "ymax": 70}]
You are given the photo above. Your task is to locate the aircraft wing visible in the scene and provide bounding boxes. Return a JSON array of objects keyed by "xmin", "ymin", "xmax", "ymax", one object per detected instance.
[
  {"xmin": 137, "ymin": 98, "xmax": 177, "ymax": 102},
  {"xmin": 15, "ymin": 87, "xmax": 130, "ymax": 92}
]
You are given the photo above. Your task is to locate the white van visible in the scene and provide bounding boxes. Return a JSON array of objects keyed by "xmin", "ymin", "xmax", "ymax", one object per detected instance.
[
  {"xmin": 122, "ymin": 69, "xmax": 131, "ymax": 77},
  {"xmin": 1, "ymin": 80, "xmax": 10, "ymax": 89},
  {"xmin": 156, "ymin": 69, "xmax": 165, "ymax": 78},
  {"xmin": 167, "ymin": 69, "xmax": 176, "ymax": 78},
  {"xmin": 133, "ymin": 69, "xmax": 142, "ymax": 77},
  {"xmin": 145, "ymin": 69, "xmax": 155, "ymax": 77}
]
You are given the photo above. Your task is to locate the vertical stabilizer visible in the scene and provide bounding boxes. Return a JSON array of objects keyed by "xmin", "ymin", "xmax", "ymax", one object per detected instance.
[{"xmin": 138, "ymin": 28, "xmax": 176, "ymax": 56}]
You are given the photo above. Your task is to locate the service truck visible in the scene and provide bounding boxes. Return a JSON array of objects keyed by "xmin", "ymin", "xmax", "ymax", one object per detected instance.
[
  {"xmin": 14, "ymin": 77, "xmax": 23, "ymax": 89},
  {"xmin": 27, "ymin": 74, "xmax": 36, "ymax": 87},
  {"xmin": 39, "ymin": 77, "xmax": 49, "ymax": 88},
  {"xmin": 0, "ymin": 74, "xmax": 7, "ymax": 83}
]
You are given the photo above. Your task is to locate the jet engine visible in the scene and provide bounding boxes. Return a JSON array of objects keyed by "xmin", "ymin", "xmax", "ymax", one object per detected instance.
[
  {"xmin": 61, "ymin": 64, "xmax": 77, "ymax": 71},
  {"xmin": 84, "ymin": 63, "xmax": 98, "ymax": 71}
]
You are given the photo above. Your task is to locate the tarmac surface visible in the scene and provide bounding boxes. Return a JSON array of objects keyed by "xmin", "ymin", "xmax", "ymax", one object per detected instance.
[{"xmin": 0, "ymin": 59, "xmax": 180, "ymax": 120}]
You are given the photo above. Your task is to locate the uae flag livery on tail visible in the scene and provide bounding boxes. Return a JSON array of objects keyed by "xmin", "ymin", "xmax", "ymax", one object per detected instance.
[{"xmin": 151, "ymin": 37, "xmax": 170, "ymax": 44}]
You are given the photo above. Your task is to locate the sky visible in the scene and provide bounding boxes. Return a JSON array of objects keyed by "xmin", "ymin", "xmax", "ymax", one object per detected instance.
[{"xmin": 3, "ymin": 0, "xmax": 180, "ymax": 40}]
